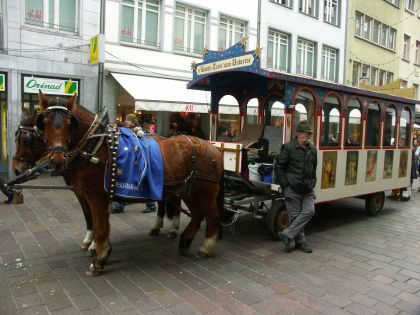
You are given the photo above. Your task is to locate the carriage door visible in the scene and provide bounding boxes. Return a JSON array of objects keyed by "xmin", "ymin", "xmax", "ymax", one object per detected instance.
[{"xmin": 291, "ymin": 89, "xmax": 317, "ymax": 143}]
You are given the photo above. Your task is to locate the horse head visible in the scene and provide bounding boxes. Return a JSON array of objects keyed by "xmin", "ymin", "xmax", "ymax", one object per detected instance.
[
  {"xmin": 12, "ymin": 112, "xmax": 46, "ymax": 174},
  {"xmin": 35, "ymin": 91, "xmax": 78, "ymax": 170}
]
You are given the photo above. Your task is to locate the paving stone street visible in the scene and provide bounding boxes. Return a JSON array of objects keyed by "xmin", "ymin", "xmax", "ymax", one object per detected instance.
[{"xmin": 1, "ymin": 175, "xmax": 420, "ymax": 315}]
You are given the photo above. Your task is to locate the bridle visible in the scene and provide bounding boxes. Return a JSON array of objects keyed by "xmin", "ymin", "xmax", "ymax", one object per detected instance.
[
  {"xmin": 13, "ymin": 124, "xmax": 45, "ymax": 168},
  {"xmin": 38, "ymin": 104, "xmax": 104, "ymax": 169}
]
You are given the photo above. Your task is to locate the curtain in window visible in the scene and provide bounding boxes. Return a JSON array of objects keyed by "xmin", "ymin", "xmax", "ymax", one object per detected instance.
[
  {"xmin": 121, "ymin": 1, "xmax": 134, "ymax": 41},
  {"xmin": 26, "ymin": 0, "xmax": 44, "ymax": 26},
  {"xmin": 59, "ymin": 0, "xmax": 76, "ymax": 32}
]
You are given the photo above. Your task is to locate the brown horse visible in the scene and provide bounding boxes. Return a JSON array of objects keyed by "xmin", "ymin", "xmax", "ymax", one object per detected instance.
[
  {"xmin": 35, "ymin": 92, "xmax": 224, "ymax": 276},
  {"xmin": 13, "ymin": 112, "xmax": 184, "ymax": 253},
  {"xmin": 12, "ymin": 112, "xmax": 95, "ymax": 252}
]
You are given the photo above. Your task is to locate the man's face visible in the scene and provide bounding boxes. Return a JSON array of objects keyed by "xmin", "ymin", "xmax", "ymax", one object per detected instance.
[
  {"xmin": 125, "ymin": 120, "xmax": 135, "ymax": 128},
  {"xmin": 297, "ymin": 131, "xmax": 311, "ymax": 146}
]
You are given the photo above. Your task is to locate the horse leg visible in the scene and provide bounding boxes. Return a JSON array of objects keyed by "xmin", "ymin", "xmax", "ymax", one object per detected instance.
[
  {"xmin": 78, "ymin": 197, "xmax": 94, "ymax": 251},
  {"xmin": 197, "ymin": 187, "xmax": 221, "ymax": 258},
  {"xmin": 178, "ymin": 198, "xmax": 204, "ymax": 256},
  {"xmin": 149, "ymin": 201, "xmax": 165, "ymax": 236},
  {"xmin": 85, "ymin": 194, "xmax": 111, "ymax": 277},
  {"xmin": 166, "ymin": 196, "xmax": 181, "ymax": 239}
]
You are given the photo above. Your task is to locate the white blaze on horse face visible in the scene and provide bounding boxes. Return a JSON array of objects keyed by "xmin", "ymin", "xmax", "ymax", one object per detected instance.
[{"xmin": 198, "ymin": 234, "xmax": 218, "ymax": 256}]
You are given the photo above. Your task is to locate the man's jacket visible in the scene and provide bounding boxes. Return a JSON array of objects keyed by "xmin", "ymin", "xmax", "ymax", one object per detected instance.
[{"xmin": 274, "ymin": 138, "xmax": 317, "ymax": 194}]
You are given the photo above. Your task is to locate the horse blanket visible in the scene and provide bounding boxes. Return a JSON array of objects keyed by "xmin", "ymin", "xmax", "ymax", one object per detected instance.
[{"xmin": 104, "ymin": 128, "xmax": 163, "ymax": 200}]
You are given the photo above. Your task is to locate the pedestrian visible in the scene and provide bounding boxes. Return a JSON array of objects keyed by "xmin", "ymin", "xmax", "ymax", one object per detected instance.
[
  {"xmin": 274, "ymin": 120, "xmax": 317, "ymax": 253},
  {"xmin": 110, "ymin": 114, "xmax": 156, "ymax": 213}
]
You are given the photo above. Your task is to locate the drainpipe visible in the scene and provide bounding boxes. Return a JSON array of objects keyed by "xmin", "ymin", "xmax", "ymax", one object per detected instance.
[
  {"xmin": 97, "ymin": 0, "xmax": 106, "ymax": 113},
  {"xmin": 257, "ymin": 0, "xmax": 261, "ymax": 48}
]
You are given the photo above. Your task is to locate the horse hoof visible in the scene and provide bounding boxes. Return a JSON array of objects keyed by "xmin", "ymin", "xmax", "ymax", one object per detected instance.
[
  {"xmin": 197, "ymin": 250, "xmax": 211, "ymax": 258},
  {"xmin": 149, "ymin": 229, "xmax": 160, "ymax": 237},
  {"xmin": 166, "ymin": 232, "xmax": 178, "ymax": 239},
  {"xmin": 85, "ymin": 264, "xmax": 101, "ymax": 277},
  {"xmin": 80, "ymin": 241, "xmax": 92, "ymax": 251}
]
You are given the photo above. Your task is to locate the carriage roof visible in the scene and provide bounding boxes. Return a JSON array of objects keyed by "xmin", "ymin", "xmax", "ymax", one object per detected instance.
[{"xmin": 187, "ymin": 42, "xmax": 417, "ymax": 107}]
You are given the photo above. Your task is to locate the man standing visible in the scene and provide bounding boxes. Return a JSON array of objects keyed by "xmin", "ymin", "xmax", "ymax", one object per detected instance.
[{"xmin": 274, "ymin": 121, "xmax": 317, "ymax": 253}]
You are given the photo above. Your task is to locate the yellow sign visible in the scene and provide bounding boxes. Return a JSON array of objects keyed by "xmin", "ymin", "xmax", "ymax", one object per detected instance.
[
  {"xmin": 89, "ymin": 34, "xmax": 105, "ymax": 65},
  {"xmin": 196, "ymin": 54, "xmax": 255, "ymax": 75},
  {"xmin": 0, "ymin": 74, "xmax": 5, "ymax": 91}
]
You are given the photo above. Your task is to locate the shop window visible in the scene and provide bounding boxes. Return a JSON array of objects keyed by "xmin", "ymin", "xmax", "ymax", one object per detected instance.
[
  {"xmin": 365, "ymin": 102, "xmax": 381, "ymax": 147},
  {"xmin": 174, "ymin": 4, "xmax": 206, "ymax": 54},
  {"xmin": 25, "ymin": 0, "xmax": 78, "ymax": 33},
  {"xmin": 246, "ymin": 98, "xmax": 259, "ymax": 125},
  {"xmin": 121, "ymin": 0, "xmax": 160, "ymax": 47},
  {"xmin": 399, "ymin": 108, "xmax": 411, "ymax": 147},
  {"xmin": 345, "ymin": 98, "xmax": 362, "ymax": 146},
  {"xmin": 383, "ymin": 105, "xmax": 396, "ymax": 146},
  {"xmin": 218, "ymin": 15, "xmax": 246, "ymax": 51},
  {"xmin": 321, "ymin": 94, "xmax": 340, "ymax": 146},
  {"xmin": 292, "ymin": 89, "xmax": 316, "ymax": 139}
]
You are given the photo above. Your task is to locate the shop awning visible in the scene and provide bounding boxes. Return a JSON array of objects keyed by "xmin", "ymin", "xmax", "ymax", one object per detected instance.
[{"xmin": 111, "ymin": 73, "xmax": 239, "ymax": 114}]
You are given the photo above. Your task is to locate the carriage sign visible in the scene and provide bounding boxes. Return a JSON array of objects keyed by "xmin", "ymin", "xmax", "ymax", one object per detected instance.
[
  {"xmin": 24, "ymin": 77, "xmax": 78, "ymax": 95},
  {"xmin": 196, "ymin": 54, "xmax": 255, "ymax": 76}
]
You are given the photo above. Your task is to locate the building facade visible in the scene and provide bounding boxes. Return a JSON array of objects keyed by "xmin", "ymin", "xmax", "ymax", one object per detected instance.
[
  {"xmin": 260, "ymin": 0, "xmax": 348, "ymax": 84},
  {"xmin": 0, "ymin": 0, "xmax": 100, "ymax": 176},
  {"xmin": 103, "ymin": 0, "xmax": 259, "ymax": 138}
]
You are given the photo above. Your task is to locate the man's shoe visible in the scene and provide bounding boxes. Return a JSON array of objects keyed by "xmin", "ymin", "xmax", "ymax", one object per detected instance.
[
  {"xmin": 296, "ymin": 242, "xmax": 313, "ymax": 253},
  {"xmin": 281, "ymin": 233, "xmax": 292, "ymax": 253}
]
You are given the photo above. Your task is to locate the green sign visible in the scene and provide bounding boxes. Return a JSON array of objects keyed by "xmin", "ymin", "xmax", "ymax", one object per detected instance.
[
  {"xmin": 23, "ymin": 77, "xmax": 78, "ymax": 95},
  {"xmin": 0, "ymin": 74, "xmax": 5, "ymax": 91}
]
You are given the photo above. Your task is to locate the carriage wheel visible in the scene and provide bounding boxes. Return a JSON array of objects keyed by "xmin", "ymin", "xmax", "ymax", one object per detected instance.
[
  {"xmin": 365, "ymin": 192, "xmax": 385, "ymax": 215},
  {"xmin": 265, "ymin": 200, "xmax": 289, "ymax": 240}
]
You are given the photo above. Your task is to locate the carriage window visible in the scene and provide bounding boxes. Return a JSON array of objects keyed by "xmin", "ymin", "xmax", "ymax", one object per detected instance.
[
  {"xmin": 346, "ymin": 99, "xmax": 362, "ymax": 146},
  {"xmin": 365, "ymin": 102, "xmax": 381, "ymax": 147},
  {"xmin": 399, "ymin": 108, "xmax": 411, "ymax": 147},
  {"xmin": 383, "ymin": 106, "xmax": 396, "ymax": 146},
  {"xmin": 217, "ymin": 95, "xmax": 240, "ymax": 142},
  {"xmin": 321, "ymin": 94, "xmax": 340, "ymax": 146},
  {"xmin": 246, "ymin": 98, "xmax": 259, "ymax": 125},
  {"xmin": 292, "ymin": 90, "xmax": 315, "ymax": 139},
  {"xmin": 264, "ymin": 99, "xmax": 285, "ymax": 153}
]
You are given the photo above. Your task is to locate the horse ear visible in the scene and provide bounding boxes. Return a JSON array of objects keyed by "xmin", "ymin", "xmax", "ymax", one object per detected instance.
[
  {"xmin": 38, "ymin": 90, "xmax": 49, "ymax": 110},
  {"xmin": 66, "ymin": 94, "xmax": 77, "ymax": 110}
]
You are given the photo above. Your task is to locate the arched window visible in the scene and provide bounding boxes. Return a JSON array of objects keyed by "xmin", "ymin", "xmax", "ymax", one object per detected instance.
[
  {"xmin": 264, "ymin": 98, "xmax": 285, "ymax": 154},
  {"xmin": 321, "ymin": 94, "xmax": 341, "ymax": 146},
  {"xmin": 399, "ymin": 107, "xmax": 411, "ymax": 147},
  {"xmin": 346, "ymin": 98, "xmax": 362, "ymax": 146},
  {"xmin": 383, "ymin": 105, "xmax": 396, "ymax": 147},
  {"xmin": 365, "ymin": 102, "xmax": 381, "ymax": 147},
  {"xmin": 292, "ymin": 89, "xmax": 316, "ymax": 139},
  {"xmin": 217, "ymin": 95, "xmax": 240, "ymax": 141},
  {"xmin": 246, "ymin": 98, "xmax": 259, "ymax": 125}
]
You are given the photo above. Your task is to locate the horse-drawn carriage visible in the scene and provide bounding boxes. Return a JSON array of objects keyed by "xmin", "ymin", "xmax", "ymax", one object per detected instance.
[{"xmin": 3, "ymin": 40, "xmax": 417, "ymax": 277}]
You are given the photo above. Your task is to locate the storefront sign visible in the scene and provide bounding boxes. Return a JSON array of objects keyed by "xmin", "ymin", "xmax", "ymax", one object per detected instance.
[
  {"xmin": 196, "ymin": 54, "xmax": 255, "ymax": 76},
  {"xmin": 23, "ymin": 77, "xmax": 78, "ymax": 95},
  {"xmin": 89, "ymin": 34, "xmax": 105, "ymax": 65},
  {"xmin": 0, "ymin": 74, "xmax": 5, "ymax": 91}
]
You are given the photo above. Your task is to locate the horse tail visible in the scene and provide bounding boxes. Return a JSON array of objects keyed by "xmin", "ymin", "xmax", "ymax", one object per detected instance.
[{"xmin": 216, "ymin": 170, "xmax": 225, "ymax": 240}]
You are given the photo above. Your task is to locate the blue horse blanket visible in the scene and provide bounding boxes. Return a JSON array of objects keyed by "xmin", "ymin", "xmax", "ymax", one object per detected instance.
[{"xmin": 104, "ymin": 128, "xmax": 163, "ymax": 200}]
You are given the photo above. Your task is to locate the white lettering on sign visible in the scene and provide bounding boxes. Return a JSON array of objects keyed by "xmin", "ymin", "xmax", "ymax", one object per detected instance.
[{"xmin": 196, "ymin": 54, "xmax": 255, "ymax": 75}]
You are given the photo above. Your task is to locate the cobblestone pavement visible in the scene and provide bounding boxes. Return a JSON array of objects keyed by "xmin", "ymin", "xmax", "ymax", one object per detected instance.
[{"xmin": 1, "ymin": 175, "xmax": 420, "ymax": 315}]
